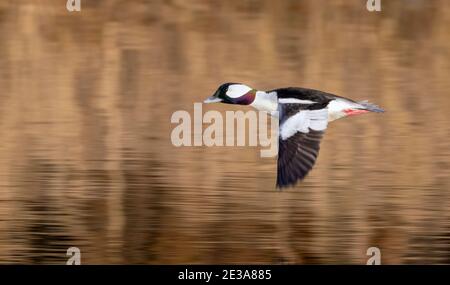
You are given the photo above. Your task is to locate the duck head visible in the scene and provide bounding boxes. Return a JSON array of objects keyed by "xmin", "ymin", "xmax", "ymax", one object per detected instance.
[{"xmin": 204, "ymin": 83, "xmax": 256, "ymax": 105}]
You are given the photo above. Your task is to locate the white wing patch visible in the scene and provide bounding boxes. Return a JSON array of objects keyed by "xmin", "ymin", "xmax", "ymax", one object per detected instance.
[
  {"xmin": 278, "ymin": 98, "xmax": 316, "ymax": 104},
  {"xmin": 280, "ymin": 109, "xmax": 328, "ymax": 140},
  {"xmin": 226, "ymin": 84, "xmax": 252, "ymax": 98}
]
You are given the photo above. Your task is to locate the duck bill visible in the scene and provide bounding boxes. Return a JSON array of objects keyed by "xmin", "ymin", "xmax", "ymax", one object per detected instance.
[{"xmin": 204, "ymin": 96, "xmax": 222, "ymax": 103}]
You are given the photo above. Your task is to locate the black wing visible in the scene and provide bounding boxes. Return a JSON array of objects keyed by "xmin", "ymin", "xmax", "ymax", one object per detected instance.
[
  {"xmin": 277, "ymin": 129, "xmax": 324, "ymax": 188},
  {"xmin": 270, "ymin": 87, "xmax": 345, "ymax": 103},
  {"xmin": 276, "ymin": 102, "xmax": 328, "ymax": 188}
]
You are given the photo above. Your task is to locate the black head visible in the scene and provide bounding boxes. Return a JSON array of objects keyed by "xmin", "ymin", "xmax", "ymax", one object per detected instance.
[{"xmin": 204, "ymin": 83, "xmax": 256, "ymax": 105}]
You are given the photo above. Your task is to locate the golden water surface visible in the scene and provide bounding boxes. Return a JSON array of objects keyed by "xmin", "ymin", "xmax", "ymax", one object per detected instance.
[{"xmin": 0, "ymin": 0, "xmax": 449, "ymax": 264}]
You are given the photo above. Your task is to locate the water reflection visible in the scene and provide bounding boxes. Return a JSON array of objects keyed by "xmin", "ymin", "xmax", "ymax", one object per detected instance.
[{"xmin": 0, "ymin": 0, "xmax": 449, "ymax": 264}]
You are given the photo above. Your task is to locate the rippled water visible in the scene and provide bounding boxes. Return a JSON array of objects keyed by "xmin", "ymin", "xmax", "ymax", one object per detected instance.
[{"xmin": 0, "ymin": 0, "xmax": 449, "ymax": 264}]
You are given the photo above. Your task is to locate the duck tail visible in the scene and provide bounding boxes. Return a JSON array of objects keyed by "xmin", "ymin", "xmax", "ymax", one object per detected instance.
[{"xmin": 358, "ymin": 100, "xmax": 385, "ymax": 113}]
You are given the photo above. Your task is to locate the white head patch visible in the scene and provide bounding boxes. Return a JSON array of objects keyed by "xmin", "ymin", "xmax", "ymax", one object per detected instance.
[{"xmin": 226, "ymin": 84, "xmax": 252, "ymax": 98}]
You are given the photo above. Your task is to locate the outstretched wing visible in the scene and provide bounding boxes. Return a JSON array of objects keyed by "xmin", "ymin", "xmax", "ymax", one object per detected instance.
[{"xmin": 277, "ymin": 103, "xmax": 328, "ymax": 188}]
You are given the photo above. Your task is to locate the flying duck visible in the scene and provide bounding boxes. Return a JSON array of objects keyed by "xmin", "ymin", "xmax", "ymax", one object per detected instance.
[{"xmin": 204, "ymin": 83, "xmax": 384, "ymax": 188}]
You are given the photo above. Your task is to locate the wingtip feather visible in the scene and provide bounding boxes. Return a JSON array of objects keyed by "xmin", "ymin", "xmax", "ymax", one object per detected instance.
[{"xmin": 358, "ymin": 100, "xmax": 385, "ymax": 113}]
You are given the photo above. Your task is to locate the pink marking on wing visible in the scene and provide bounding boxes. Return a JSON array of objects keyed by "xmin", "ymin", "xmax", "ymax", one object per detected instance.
[{"xmin": 343, "ymin": 109, "xmax": 369, "ymax": 116}]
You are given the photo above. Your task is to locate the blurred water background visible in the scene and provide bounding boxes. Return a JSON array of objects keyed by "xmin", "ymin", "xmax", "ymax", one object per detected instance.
[{"xmin": 0, "ymin": 0, "xmax": 449, "ymax": 264}]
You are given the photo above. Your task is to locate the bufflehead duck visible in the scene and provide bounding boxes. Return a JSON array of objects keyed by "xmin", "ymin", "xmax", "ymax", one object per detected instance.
[{"xmin": 204, "ymin": 83, "xmax": 384, "ymax": 188}]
